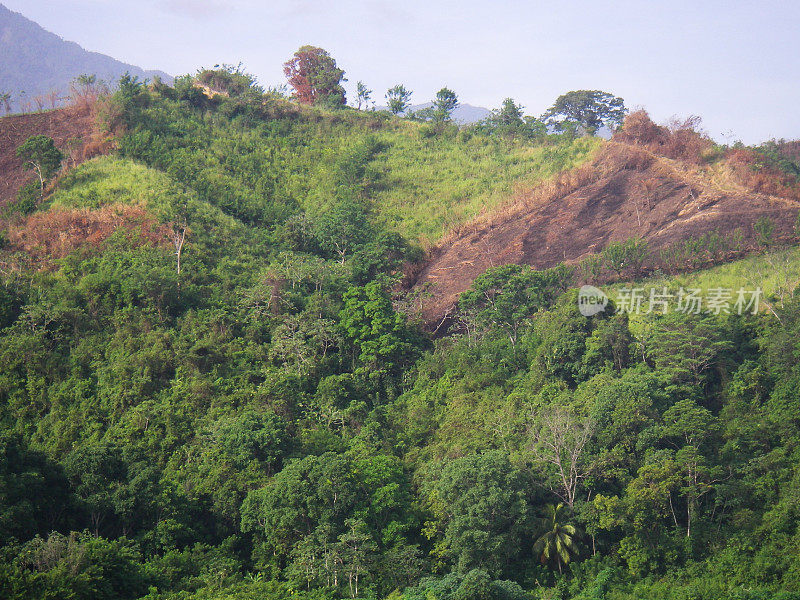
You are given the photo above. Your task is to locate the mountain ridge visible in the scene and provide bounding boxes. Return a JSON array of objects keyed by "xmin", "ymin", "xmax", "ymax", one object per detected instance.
[{"xmin": 0, "ymin": 3, "xmax": 171, "ymax": 112}]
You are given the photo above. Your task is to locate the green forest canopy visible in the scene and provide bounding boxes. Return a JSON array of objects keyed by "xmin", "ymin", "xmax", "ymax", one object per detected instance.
[{"xmin": 0, "ymin": 65, "xmax": 800, "ymax": 600}]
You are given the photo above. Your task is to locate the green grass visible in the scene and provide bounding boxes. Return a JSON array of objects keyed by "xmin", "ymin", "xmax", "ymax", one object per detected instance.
[
  {"xmin": 627, "ymin": 247, "xmax": 800, "ymax": 297},
  {"xmin": 367, "ymin": 131, "xmax": 599, "ymax": 245},
  {"xmin": 601, "ymin": 246, "xmax": 800, "ymax": 325},
  {"xmin": 49, "ymin": 124, "xmax": 599, "ymax": 249},
  {"xmin": 276, "ymin": 116, "xmax": 599, "ymax": 245},
  {"xmin": 48, "ymin": 156, "xmax": 184, "ymax": 214}
]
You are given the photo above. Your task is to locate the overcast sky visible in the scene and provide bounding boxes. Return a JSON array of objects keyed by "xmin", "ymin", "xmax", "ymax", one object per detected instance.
[{"xmin": 4, "ymin": 0, "xmax": 799, "ymax": 144}]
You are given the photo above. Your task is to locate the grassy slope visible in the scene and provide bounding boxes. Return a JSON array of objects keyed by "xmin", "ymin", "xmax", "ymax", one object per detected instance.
[
  {"xmin": 47, "ymin": 156, "xmax": 182, "ymax": 212},
  {"xmin": 45, "ymin": 146, "xmax": 799, "ymax": 313},
  {"xmin": 603, "ymin": 246, "xmax": 800, "ymax": 327},
  {"xmin": 367, "ymin": 129, "xmax": 599, "ymax": 245},
  {"xmin": 47, "ymin": 103, "xmax": 598, "ymax": 249},
  {"xmin": 277, "ymin": 108, "xmax": 600, "ymax": 245},
  {"xmin": 642, "ymin": 247, "xmax": 800, "ymax": 296}
]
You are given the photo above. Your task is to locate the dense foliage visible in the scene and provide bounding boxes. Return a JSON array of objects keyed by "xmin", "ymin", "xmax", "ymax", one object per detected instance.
[{"xmin": 1, "ymin": 70, "xmax": 799, "ymax": 600}]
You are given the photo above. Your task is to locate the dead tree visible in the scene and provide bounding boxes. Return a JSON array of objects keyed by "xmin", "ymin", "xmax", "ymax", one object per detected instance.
[{"xmin": 530, "ymin": 406, "xmax": 594, "ymax": 509}]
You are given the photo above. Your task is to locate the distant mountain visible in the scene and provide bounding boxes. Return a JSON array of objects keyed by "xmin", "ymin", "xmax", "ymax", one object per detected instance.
[
  {"xmin": 374, "ymin": 102, "xmax": 492, "ymax": 125},
  {"xmin": 0, "ymin": 3, "xmax": 171, "ymax": 112},
  {"xmin": 405, "ymin": 102, "xmax": 492, "ymax": 124}
]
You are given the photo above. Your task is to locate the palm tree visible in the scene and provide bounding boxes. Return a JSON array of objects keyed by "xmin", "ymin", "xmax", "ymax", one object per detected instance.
[{"xmin": 533, "ymin": 502, "xmax": 581, "ymax": 574}]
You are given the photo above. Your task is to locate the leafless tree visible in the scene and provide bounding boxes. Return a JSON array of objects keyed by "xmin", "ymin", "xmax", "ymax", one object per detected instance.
[
  {"xmin": 48, "ymin": 90, "xmax": 61, "ymax": 110},
  {"xmin": 0, "ymin": 92, "xmax": 11, "ymax": 114},
  {"xmin": 169, "ymin": 221, "xmax": 189, "ymax": 275},
  {"xmin": 530, "ymin": 406, "xmax": 594, "ymax": 509}
]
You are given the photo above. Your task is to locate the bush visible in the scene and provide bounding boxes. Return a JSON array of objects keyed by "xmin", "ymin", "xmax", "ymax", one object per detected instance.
[
  {"xmin": 613, "ymin": 110, "xmax": 713, "ymax": 164},
  {"xmin": 4, "ymin": 181, "xmax": 41, "ymax": 217},
  {"xmin": 753, "ymin": 216, "xmax": 775, "ymax": 249},
  {"xmin": 601, "ymin": 237, "xmax": 649, "ymax": 278}
]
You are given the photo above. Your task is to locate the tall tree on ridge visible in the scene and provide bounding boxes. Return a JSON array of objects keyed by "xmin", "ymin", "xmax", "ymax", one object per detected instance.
[
  {"xmin": 284, "ymin": 45, "xmax": 347, "ymax": 106},
  {"xmin": 430, "ymin": 87, "xmax": 459, "ymax": 131},
  {"xmin": 543, "ymin": 89, "xmax": 627, "ymax": 135},
  {"xmin": 386, "ymin": 84, "xmax": 412, "ymax": 115},
  {"xmin": 355, "ymin": 81, "xmax": 372, "ymax": 110}
]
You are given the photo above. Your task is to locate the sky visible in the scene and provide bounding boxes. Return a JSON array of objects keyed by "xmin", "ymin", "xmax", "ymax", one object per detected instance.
[{"xmin": 4, "ymin": 0, "xmax": 800, "ymax": 144}]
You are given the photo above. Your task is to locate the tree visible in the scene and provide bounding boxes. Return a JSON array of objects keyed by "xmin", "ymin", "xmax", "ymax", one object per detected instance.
[
  {"xmin": 337, "ymin": 518, "xmax": 378, "ymax": 598},
  {"xmin": 386, "ymin": 84, "xmax": 412, "ymax": 115},
  {"xmin": 533, "ymin": 503, "xmax": 581, "ymax": 574},
  {"xmin": 241, "ymin": 452, "xmax": 412, "ymax": 595},
  {"xmin": 74, "ymin": 73, "xmax": 97, "ymax": 88},
  {"xmin": 644, "ymin": 313, "xmax": 731, "ymax": 387},
  {"xmin": 355, "ymin": 81, "xmax": 372, "ymax": 110},
  {"xmin": 492, "ymin": 98, "xmax": 524, "ymax": 129},
  {"xmin": 241, "ymin": 453, "xmax": 358, "ymax": 559},
  {"xmin": 593, "ymin": 451, "xmax": 683, "ymax": 576},
  {"xmin": 753, "ymin": 216, "xmax": 775, "ymax": 250},
  {"xmin": 543, "ymin": 90, "xmax": 627, "ymax": 135},
  {"xmin": 314, "ymin": 200, "xmax": 373, "ymax": 264},
  {"xmin": 661, "ymin": 399, "xmax": 720, "ymax": 537},
  {"xmin": 10, "ymin": 531, "xmax": 148, "ymax": 600},
  {"xmin": 458, "ymin": 264, "xmax": 572, "ymax": 346},
  {"xmin": 530, "ymin": 406, "xmax": 594, "ymax": 509},
  {"xmin": 483, "ymin": 98, "xmax": 543, "ymax": 140},
  {"xmin": 339, "ymin": 281, "xmax": 421, "ymax": 395},
  {"xmin": 601, "ymin": 237, "xmax": 649, "ymax": 278},
  {"xmin": 195, "ymin": 64, "xmax": 260, "ymax": 98},
  {"xmin": 283, "ymin": 45, "xmax": 346, "ymax": 106},
  {"xmin": 215, "ymin": 409, "xmax": 288, "ymax": 474},
  {"xmin": 431, "ymin": 87, "xmax": 459, "ymax": 128},
  {"xmin": 71, "ymin": 73, "xmax": 101, "ymax": 108},
  {"xmin": 424, "ymin": 452, "xmax": 531, "ymax": 577},
  {"xmin": 0, "ymin": 92, "xmax": 11, "ymax": 115},
  {"xmin": 168, "ymin": 221, "xmax": 189, "ymax": 275},
  {"xmin": 0, "ymin": 434, "xmax": 72, "ymax": 543},
  {"xmin": 15, "ymin": 135, "xmax": 64, "ymax": 199},
  {"xmin": 64, "ymin": 443, "xmax": 131, "ymax": 537}
]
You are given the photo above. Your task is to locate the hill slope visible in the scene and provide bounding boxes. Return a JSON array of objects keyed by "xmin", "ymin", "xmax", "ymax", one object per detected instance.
[
  {"xmin": 414, "ymin": 138, "xmax": 800, "ymax": 326},
  {"xmin": 2, "ymin": 73, "xmax": 800, "ymax": 600},
  {"xmin": 0, "ymin": 107, "xmax": 96, "ymax": 207},
  {"xmin": 0, "ymin": 3, "xmax": 170, "ymax": 112}
]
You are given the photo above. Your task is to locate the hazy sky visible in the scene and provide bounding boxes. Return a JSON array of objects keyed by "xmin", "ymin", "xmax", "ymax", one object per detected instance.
[{"xmin": 5, "ymin": 0, "xmax": 799, "ymax": 144}]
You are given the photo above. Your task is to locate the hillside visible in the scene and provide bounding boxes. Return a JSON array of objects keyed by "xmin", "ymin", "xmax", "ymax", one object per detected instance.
[
  {"xmin": 0, "ymin": 106, "xmax": 96, "ymax": 206},
  {"xmin": 0, "ymin": 3, "xmax": 170, "ymax": 113},
  {"xmin": 2, "ymin": 72, "xmax": 800, "ymax": 600},
  {"xmin": 414, "ymin": 132, "xmax": 800, "ymax": 326}
]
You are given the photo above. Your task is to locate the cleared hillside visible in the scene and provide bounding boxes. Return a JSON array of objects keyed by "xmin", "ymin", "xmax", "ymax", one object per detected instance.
[
  {"xmin": 0, "ymin": 107, "xmax": 95, "ymax": 206},
  {"xmin": 413, "ymin": 118, "xmax": 800, "ymax": 326}
]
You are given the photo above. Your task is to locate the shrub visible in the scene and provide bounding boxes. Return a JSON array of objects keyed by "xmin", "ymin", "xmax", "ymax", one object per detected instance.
[
  {"xmin": 601, "ymin": 237, "xmax": 649, "ymax": 278},
  {"xmin": 753, "ymin": 216, "xmax": 775, "ymax": 249},
  {"xmin": 613, "ymin": 110, "xmax": 713, "ymax": 164},
  {"xmin": 4, "ymin": 181, "xmax": 41, "ymax": 217}
]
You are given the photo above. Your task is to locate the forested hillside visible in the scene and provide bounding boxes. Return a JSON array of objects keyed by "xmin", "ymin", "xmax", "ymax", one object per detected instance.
[{"xmin": 1, "ymin": 64, "xmax": 800, "ymax": 600}]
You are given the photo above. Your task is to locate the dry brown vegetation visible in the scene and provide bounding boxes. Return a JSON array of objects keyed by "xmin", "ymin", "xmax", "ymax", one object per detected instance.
[
  {"xmin": 0, "ymin": 88, "xmax": 117, "ymax": 209},
  {"xmin": 614, "ymin": 110, "xmax": 715, "ymax": 164},
  {"xmin": 412, "ymin": 111, "xmax": 800, "ymax": 326},
  {"xmin": 616, "ymin": 110, "xmax": 800, "ymax": 200},
  {"xmin": 5, "ymin": 204, "xmax": 169, "ymax": 266},
  {"xmin": 0, "ymin": 108, "xmax": 94, "ymax": 208},
  {"xmin": 724, "ymin": 147, "xmax": 800, "ymax": 201}
]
